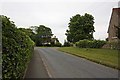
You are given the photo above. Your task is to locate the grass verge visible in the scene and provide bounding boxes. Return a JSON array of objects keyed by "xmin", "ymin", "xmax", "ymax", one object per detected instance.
[{"xmin": 58, "ymin": 47, "xmax": 119, "ymax": 70}]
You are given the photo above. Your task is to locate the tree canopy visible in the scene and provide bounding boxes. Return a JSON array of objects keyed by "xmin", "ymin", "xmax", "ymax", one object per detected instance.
[
  {"xmin": 66, "ymin": 13, "xmax": 95, "ymax": 43},
  {"xmin": 29, "ymin": 25, "xmax": 61, "ymax": 46},
  {"xmin": 34, "ymin": 25, "xmax": 53, "ymax": 46},
  {"xmin": 18, "ymin": 25, "xmax": 61, "ymax": 46}
]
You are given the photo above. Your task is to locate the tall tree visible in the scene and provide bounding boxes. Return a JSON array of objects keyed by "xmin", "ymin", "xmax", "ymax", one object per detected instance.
[
  {"xmin": 66, "ymin": 13, "xmax": 95, "ymax": 43},
  {"xmin": 35, "ymin": 25, "xmax": 53, "ymax": 46}
]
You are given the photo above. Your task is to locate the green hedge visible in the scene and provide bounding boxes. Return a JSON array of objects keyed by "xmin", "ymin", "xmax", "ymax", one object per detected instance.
[
  {"xmin": 1, "ymin": 15, "xmax": 34, "ymax": 79},
  {"xmin": 75, "ymin": 39, "xmax": 106, "ymax": 48}
]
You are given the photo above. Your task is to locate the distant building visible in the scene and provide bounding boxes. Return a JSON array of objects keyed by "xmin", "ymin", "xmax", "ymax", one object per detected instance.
[
  {"xmin": 51, "ymin": 36, "xmax": 59, "ymax": 44},
  {"xmin": 107, "ymin": 8, "xmax": 120, "ymax": 42},
  {"xmin": 103, "ymin": 8, "xmax": 120, "ymax": 49}
]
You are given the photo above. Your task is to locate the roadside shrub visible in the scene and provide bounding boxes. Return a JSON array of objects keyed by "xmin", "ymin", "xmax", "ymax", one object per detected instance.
[
  {"xmin": 2, "ymin": 15, "xmax": 34, "ymax": 79},
  {"xmin": 54, "ymin": 42, "xmax": 62, "ymax": 47},
  {"xmin": 75, "ymin": 39, "xmax": 106, "ymax": 48},
  {"xmin": 63, "ymin": 41, "xmax": 72, "ymax": 47},
  {"xmin": 107, "ymin": 41, "xmax": 120, "ymax": 50}
]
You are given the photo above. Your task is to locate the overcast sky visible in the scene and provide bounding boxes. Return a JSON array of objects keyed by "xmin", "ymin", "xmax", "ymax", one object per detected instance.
[{"xmin": 1, "ymin": 0, "xmax": 119, "ymax": 44}]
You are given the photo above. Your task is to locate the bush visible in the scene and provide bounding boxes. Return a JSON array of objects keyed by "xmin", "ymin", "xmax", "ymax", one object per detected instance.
[
  {"xmin": 63, "ymin": 41, "xmax": 72, "ymax": 47},
  {"xmin": 75, "ymin": 39, "xmax": 106, "ymax": 48},
  {"xmin": 54, "ymin": 42, "xmax": 62, "ymax": 47},
  {"xmin": 107, "ymin": 41, "xmax": 120, "ymax": 50},
  {"xmin": 1, "ymin": 15, "xmax": 34, "ymax": 79}
]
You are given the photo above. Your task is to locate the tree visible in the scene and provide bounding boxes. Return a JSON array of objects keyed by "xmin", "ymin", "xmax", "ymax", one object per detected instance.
[
  {"xmin": 29, "ymin": 25, "xmax": 62, "ymax": 46},
  {"xmin": 35, "ymin": 25, "xmax": 53, "ymax": 46},
  {"xmin": 66, "ymin": 13, "xmax": 95, "ymax": 43}
]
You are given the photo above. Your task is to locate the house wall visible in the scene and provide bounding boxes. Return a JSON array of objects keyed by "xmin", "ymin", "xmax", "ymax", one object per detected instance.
[{"xmin": 108, "ymin": 8, "xmax": 119, "ymax": 42}]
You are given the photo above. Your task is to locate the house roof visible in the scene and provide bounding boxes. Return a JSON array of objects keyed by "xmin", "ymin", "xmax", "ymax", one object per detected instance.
[{"xmin": 107, "ymin": 8, "xmax": 120, "ymax": 33}]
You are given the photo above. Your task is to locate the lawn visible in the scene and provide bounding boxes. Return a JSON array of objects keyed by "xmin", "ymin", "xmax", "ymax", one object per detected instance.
[{"xmin": 58, "ymin": 47, "xmax": 119, "ymax": 69}]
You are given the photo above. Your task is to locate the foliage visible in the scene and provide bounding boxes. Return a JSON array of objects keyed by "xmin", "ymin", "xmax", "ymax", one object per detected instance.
[
  {"xmin": 107, "ymin": 41, "xmax": 120, "ymax": 50},
  {"xmin": 54, "ymin": 42, "xmax": 62, "ymax": 47},
  {"xmin": 31, "ymin": 25, "xmax": 53, "ymax": 46},
  {"xmin": 66, "ymin": 13, "xmax": 95, "ymax": 43},
  {"xmin": 1, "ymin": 15, "xmax": 34, "ymax": 79},
  {"xmin": 75, "ymin": 39, "xmax": 107, "ymax": 48},
  {"xmin": 30, "ymin": 25, "xmax": 62, "ymax": 47},
  {"xmin": 18, "ymin": 28, "xmax": 35, "ymax": 42},
  {"xmin": 63, "ymin": 40, "xmax": 72, "ymax": 47}
]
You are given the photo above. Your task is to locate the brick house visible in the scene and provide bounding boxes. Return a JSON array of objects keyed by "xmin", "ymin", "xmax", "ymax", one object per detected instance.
[
  {"xmin": 104, "ymin": 8, "xmax": 120, "ymax": 49},
  {"xmin": 107, "ymin": 8, "xmax": 120, "ymax": 42}
]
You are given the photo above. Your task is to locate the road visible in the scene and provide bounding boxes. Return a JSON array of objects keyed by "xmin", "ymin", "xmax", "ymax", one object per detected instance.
[
  {"xmin": 25, "ymin": 48, "xmax": 49, "ymax": 78},
  {"xmin": 26, "ymin": 47, "xmax": 119, "ymax": 78}
]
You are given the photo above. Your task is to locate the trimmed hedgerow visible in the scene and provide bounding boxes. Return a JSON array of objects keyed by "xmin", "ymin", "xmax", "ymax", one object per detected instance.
[
  {"xmin": 1, "ymin": 15, "xmax": 34, "ymax": 79},
  {"xmin": 75, "ymin": 39, "xmax": 106, "ymax": 48}
]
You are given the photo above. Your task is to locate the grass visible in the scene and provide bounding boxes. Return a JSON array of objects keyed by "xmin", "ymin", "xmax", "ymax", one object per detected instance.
[{"xmin": 58, "ymin": 47, "xmax": 119, "ymax": 69}]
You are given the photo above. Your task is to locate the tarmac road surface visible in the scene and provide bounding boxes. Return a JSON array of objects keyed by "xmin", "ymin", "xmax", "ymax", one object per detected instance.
[{"xmin": 25, "ymin": 47, "xmax": 118, "ymax": 78}]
